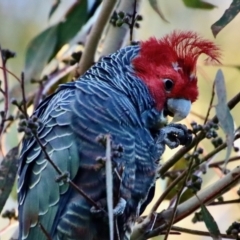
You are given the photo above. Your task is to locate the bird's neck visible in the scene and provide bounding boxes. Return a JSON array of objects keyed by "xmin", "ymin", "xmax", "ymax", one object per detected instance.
[{"xmin": 81, "ymin": 45, "xmax": 156, "ymax": 113}]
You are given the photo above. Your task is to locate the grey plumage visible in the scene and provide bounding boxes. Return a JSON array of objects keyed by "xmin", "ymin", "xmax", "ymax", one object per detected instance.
[{"xmin": 18, "ymin": 45, "xmax": 190, "ymax": 240}]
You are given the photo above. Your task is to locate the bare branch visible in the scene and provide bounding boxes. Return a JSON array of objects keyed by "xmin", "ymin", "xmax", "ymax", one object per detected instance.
[
  {"xmin": 0, "ymin": 48, "xmax": 9, "ymax": 139},
  {"xmin": 204, "ymin": 81, "xmax": 215, "ymax": 125},
  {"xmin": 209, "ymin": 156, "xmax": 240, "ymax": 168},
  {"xmin": 76, "ymin": 0, "xmax": 117, "ymax": 77},
  {"xmin": 129, "ymin": 0, "xmax": 138, "ymax": 43},
  {"xmin": 163, "ymin": 157, "xmax": 195, "ymax": 240},
  {"xmin": 209, "ymin": 199, "xmax": 240, "ymax": 206}
]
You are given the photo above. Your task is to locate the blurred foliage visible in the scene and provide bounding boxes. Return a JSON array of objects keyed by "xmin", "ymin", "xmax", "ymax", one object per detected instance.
[{"xmin": 24, "ymin": 0, "xmax": 89, "ymax": 82}]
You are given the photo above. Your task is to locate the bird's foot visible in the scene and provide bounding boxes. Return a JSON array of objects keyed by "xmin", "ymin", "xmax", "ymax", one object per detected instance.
[{"xmin": 160, "ymin": 123, "xmax": 192, "ymax": 149}]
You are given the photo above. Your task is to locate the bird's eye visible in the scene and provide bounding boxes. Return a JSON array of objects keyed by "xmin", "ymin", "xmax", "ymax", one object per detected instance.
[{"xmin": 163, "ymin": 79, "xmax": 174, "ymax": 92}]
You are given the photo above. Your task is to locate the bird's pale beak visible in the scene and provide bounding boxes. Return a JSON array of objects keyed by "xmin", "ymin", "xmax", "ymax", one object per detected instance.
[{"xmin": 167, "ymin": 98, "xmax": 191, "ymax": 122}]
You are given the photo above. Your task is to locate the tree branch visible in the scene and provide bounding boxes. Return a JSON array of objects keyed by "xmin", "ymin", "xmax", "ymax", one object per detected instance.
[
  {"xmin": 76, "ymin": 0, "xmax": 117, "ymax": 77},
  {"xmin": 209, "ymin": 199, "xmax": 240, "ymax": 206},
  {"xmin": 0, "ymin": 48, "xmax": 9, "ymax": 139},
  {"xmin": 209, "ymin": 156, "xmax": 240, "ymax": 168},
  {"xmin": 171, "ymin": 226, "xmax": 235, "ymax": 239}
]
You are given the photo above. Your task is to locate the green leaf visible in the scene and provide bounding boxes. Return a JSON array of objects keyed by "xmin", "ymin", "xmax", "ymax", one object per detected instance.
[
  {"xmin": 148, "ymin": 0, "xmax": 169, "ymax": 22},
  {"xmin": 215, "ymin": 69, "xmax": 234, "ymax": 166},
  {"xmin": 182, "ymin": 0, "xmax": 216, "ymax": 9},
  {"xmin": 201, "ymin": 204, "xmax": 222, "ymax": 240},
  {"xmin": 49, "ymin": 0, "xmax": 61, "ymax": 19},
  {"xmin": 24, "ymin": 25, "xmax": 58, "ymax": 82},
  {"xmin": 24, "ymin": 0, "xmax": 88, "ymax": 82},
  {"xmin": 211, "ymin": 0, "xmax": 240, "ymax": 37},
  {"xmin": 55, "ymin": 0, "xmax": 88, "ymax": 51},
  {"xmin": 0, "ymin": 146, "xmax": 19, "ymax": 213}
]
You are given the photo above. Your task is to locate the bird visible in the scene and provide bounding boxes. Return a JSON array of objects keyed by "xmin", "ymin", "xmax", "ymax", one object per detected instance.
[{"xmin": 17, "ymin": 31, "xmax": 220, "ymax": 240}]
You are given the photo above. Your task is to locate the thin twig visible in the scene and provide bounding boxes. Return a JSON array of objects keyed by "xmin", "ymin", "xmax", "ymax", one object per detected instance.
[
  {"xmin": 38, "ymin": 223, "xmax": 52, "ymax": 240},
  {"xmin": 105, "ymin": 135, "xmax": 114, "ymax": 240},
  {"xmin": 115, "ymin": 219, "xmax": 120, "ymax": 240},
  {"xmin": 163, "ymin": 157, "xmax": 194, "ymax": 240},
  {"xmin": 129, "ymin": 0, "xmax": 137, "ymax": 42},
  {"xmin": 163, "ymin": 169, "xmax": 183, "ymax": 178},
  {"xmin": 171, "ymin": 226, "xmax": 235, "ymax": 239},
  {"xmin": 200, "ymin": 133, "xmax": 240, "ymax": 165},
  {"xmin": 76, "ymin": 0, "xmax": 117, "ymax": 77},
  {"xmin": 0, "ymin": 66, "xmax": 21, "ymax": 82},
  {"xmin": 209, "ymin": 199, "xmax": 240, "ymax": 206},
  {"xmin": 209, "ymin": 156, "xmax": 240, "ymax": 168},
  {"xmin": 20, "ymin": 73, "xmax": 28, "ymax": 120},
  {"xmin": 163, "ymin": 93, "xmax": 212, "ymax": 240},
  {"xmin": 190, "ymin": 110, "xmax": 206, "ymax": 121},
  {"xmin": 161, "ymin": 231, "xmax": 181, "ymax": 235},
  {"xmin": 0, "ymin": 48, "xmax": 9, "ymax": 138},
  {"xmin": 204, "ymin": 81, "xmax": 215, "ymax": 125},
  {"xmin": 151, "ymin": 171, "xmax": 185, "ymax": 213}
]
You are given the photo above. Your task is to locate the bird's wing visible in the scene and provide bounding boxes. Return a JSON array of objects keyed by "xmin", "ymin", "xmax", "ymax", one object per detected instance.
[
  {"xmin": 18, "ymin": 84, "xmax": 80, "ymax": 240},
  {"xmin": 72, "ymin": 80, "xmax": 158, "ymax": 210},
  {"xmin": 18, "ymin": 79, "xmax": 156, "ymax": 240}
]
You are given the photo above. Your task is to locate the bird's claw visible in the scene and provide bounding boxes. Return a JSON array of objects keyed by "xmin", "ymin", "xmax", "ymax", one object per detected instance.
[
  {"xmin": 113, "ymin": 197, "xmax": 126, "ymax": 216},
  {"xmin": 160, "ymin": 123, "xmax": 192, "ymax": 149}
]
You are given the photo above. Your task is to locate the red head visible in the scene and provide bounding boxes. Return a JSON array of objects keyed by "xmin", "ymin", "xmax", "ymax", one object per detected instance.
[{"xmin": 132, "ymin": 31, "xmax": 221, "ymax": 111}]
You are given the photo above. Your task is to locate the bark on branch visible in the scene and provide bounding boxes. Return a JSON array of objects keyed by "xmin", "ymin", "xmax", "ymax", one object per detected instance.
[{"xmin": 76, "ymin": 0, "xmax": 117, "ymax": 77}]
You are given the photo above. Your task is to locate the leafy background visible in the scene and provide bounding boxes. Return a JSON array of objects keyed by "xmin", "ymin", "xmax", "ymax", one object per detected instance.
[{"xmin": 0, "ymin": 0, "xmax": 240, "ymax": 239}]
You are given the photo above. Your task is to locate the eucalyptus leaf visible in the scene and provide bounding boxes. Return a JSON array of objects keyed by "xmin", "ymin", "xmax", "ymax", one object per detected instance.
[
  {"xmin": 201, "ymin": 204, "xmax": 222, "ymax": 240},
  {"xmin": 182, "ymin": 0, "xmax": 216, "ymax": 9},
  {"xmin": 211, "ymin": 0, "xmax": 240, "ymax": 37},
  {"xmin": 24, "ymin": 25, "xmax": 58, "ymax": 83},
  {"xmin": 215, "ymin": 69, "xmax": 234, "ymax": 166},
  {"xmin": 24, "ymin": 0, "xmax": 88, "ymax": 83}
]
